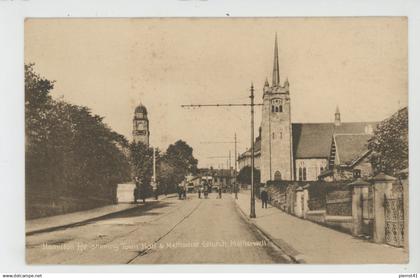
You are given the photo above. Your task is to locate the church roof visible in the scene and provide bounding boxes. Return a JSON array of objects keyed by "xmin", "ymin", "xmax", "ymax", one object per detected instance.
[
  {"xmin": 334, "ymin": 134, "xmax": 372, "ymax": 165},
  {"xmin": 292, "ymin": 122, "xmax": 378, "ymax": 159},
  {"xmin": 292, "ymin": 123, "xmax": 333, "ymax": 159}
]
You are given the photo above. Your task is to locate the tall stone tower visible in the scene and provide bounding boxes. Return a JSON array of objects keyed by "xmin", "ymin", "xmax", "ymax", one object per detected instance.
[
  {"xmin": 334, "ymin": 105, "xmax": 341, "ymax": 126},
  {"xmin": 260, "ymin": 35, "xmax": 294, "ymax": 183},
  {"xmin": 132, "ymin": 103, "xmax": 150, "ymax": 146}
]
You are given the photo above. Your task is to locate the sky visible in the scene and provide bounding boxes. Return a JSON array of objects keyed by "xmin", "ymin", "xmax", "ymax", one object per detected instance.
[{"xmin": 24, "ymin": 18, "xmax": 408, "ymax": 168}]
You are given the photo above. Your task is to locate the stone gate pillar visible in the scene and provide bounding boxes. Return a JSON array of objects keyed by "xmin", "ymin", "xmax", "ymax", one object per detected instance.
[
  {"xmin": 349, "ymin": 178, "xmax": 370, "ymax": 237},
  {"xmin": 302, "ymin": 184, "xmax": 310, "ymax": 219},
  {"xmin": 398, "ymin": 168, "xmax": 409, "ymax": 251},
  {"xmin": 372, "ymin": 173, "xmax": 396, "ymax": 244},
  {"xmin": 295, "ymin": 186, "xmax": 303, "ymax": 218}
]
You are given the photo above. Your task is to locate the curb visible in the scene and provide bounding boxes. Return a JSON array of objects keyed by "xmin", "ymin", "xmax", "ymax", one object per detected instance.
[
  {"xmin": 26, "ymin": 194, "xmax": 177, "ymax": 236},
  {"xmin": 234, "ymin": 197, "xmax": 306, "ymax": 264}
]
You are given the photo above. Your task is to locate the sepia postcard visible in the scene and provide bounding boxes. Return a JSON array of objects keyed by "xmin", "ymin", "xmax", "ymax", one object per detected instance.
[{"xmin": 24, "ymin": 17, "xmax": 408, "ymax": 264}]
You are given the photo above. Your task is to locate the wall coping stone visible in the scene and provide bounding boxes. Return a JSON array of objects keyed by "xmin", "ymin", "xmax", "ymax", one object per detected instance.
[{"xmin": 372, "ymin": 172, "xmax": 396, "ymax": 182}]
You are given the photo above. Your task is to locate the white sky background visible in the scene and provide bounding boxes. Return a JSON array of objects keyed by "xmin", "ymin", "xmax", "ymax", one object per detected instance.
[{"xmin": 24, "ymin": 18, "xmax": 407, "ymax": 168}]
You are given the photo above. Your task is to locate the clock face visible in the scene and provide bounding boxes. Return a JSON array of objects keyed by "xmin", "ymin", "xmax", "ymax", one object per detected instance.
[
  {"xmin": 137, "ymin": 121, "xmax": 146, "ymax": 129},
  {"xmin": 271, "ymin": 98, "xmax": 282, "ymax": 105}
]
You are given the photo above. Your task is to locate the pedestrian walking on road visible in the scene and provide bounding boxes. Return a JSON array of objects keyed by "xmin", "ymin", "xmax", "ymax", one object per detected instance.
[
  {"xmin": 261, "ymin": 187, "xmax": 268, "ymax": 209},
  {"xmin": 218, "ymin": 187, "xmax": 222, "ymax": 199},
  {"xmin": 204, "ymin": 186, "xmax": 208, "ymax": 199},
  {"xmin": 183, "ymin": 187, "xmax": 187, "ymax": 200},
  {"xmin": 133, "ymin": 187, "xmax": 138, "ymax": 204},
  {"xmin": 198, "ymin": 187, "xmax": 202, "ymax": 199},
  {"xmin": 178, "ymin": 185, "xmax": 183, "ymax": 200}
]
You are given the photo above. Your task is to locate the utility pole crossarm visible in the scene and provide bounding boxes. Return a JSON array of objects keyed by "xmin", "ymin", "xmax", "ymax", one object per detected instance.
[
  {"xmin": 200, "ymin": 141, "xmax": 240, "ymax": 144},
  {"xmin": 206, "ymin": 156, "xmax": 230, "ymax": 159},
  {"xmin": 180, "ymin": 84, "xmax": 258, "ymax": 218},
  {"xmin": 181, "ymin": 103, "xmax": 262, "ymax": 108}
]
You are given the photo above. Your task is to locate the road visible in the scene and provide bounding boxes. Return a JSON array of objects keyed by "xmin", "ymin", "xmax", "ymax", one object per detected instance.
[{"xmin": 26, "ymin": 193, "xmax": 289, "ymax": 264}]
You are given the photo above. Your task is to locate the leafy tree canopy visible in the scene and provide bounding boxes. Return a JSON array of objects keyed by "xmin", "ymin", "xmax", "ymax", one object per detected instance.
[
  {"xmin": 368, "ymin": 107, "xmax": 408, "ymax": 176},
  {"xmin": 25, "ymin": 64, "xmax": 130, "ymax": 218}
]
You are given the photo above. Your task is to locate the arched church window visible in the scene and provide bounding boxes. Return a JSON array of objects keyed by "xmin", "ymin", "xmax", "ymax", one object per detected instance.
[
  {"xmin": 272, "ymin": 105, "xmax": 275, "ymax": 113},
  {"xmin": 274, "ymin": 171, "xmax": 282, "ymax": 181},
  {"xmin": 299, "ymin": 167, "xmax": 303, "ymax": 181},
  {"xmin": 303, "ymin": 167, "xmax": 307, "ymax": 181},
  {"xmin": 275, "ymin": 106, "xmax": 279, "ymax": 112},
  {"xmin": 279, "ymin": 105, "xmax": 283, "ymax": 112}
]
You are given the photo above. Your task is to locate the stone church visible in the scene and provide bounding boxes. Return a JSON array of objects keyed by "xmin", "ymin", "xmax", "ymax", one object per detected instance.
[{"xmin": 239, "ymin": 36, "xmax": 377, "ymax": 183}]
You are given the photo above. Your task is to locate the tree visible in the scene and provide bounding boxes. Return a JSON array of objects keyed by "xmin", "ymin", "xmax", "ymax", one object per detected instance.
[
  {"xmin": 25, "ymin": 63, "xmax": 54, "ymax": 110},
  {"xmin": 157, "ymin": 159, "xmax": 178, "ymax": 194},
  {"xmin": 129, "ymin": 141, "xmax": 153, "ymax": 189},
  {"xmin": 159, "ymin": 140, "xmax": 198, "ymax": 189},
  {"xmin": 165, "ymin": 140, "xmax": 198, "ymax": 174},
  {"xmin": 25, "ymin": 64, "xmax": 131, "ymax": 218},
  {"xmin": 237, "ymin": 166, "xmax": 260, "ymax": 185},
  {"xmin": 368, "ymin": 107, "xmax": 408, "ymax": 176}
]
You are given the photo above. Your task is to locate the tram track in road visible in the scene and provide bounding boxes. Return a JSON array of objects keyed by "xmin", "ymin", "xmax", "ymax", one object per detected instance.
[
  {"xmin": 29, "ymin": 198, "xmax": 200, "ymax": 264},
  {"xmin": 126, "ymin": 200, "xmax": 203, "ymax": 264}
]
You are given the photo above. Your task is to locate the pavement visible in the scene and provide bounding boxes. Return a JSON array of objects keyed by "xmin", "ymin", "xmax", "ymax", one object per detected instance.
[
  {"xmin": 26, "ymin": 194, "xmax": 177, "ymax": 235},
  {"xmin": 25, "ymin": 193, "xmax": 289, "ymax": 264},
  {"xmin": 235, "ymin": 190, "xmax": 409, "ymax": 264}
]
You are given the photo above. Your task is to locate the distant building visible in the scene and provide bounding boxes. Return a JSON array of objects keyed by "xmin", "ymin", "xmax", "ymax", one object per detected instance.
[
  {"xmin": 191, "ymin": 168, "xmax": 237, "ymax": 190},
  {"xmin": 237, "ymin": 129, "xmax": 261, "ymax": 171},
  {"xmin": 238, "ymin": 35, "xmax": 379, "ymax": 182},
  {"xmin": 132, "ymin": 103, "xmax": 150, "ymax": 145}
]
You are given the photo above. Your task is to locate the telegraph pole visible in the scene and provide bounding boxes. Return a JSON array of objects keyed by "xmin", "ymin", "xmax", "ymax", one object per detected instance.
[
  {"xmin": 181, "ymin": 84, "xmax": 261, "ymax": 218},
  {"xmin": 249, "ymin": 84, "xmax": 256, "ymax": 218},
  {"xmin": 234, "ymin": 133, "xmax": 238, "ymax": 199},
  {"xmin": 152, "ymin": 147, "xmax": 158, "ymax": 200}
]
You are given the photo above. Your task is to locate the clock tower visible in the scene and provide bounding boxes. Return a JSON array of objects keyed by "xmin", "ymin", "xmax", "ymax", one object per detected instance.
[{"xmin": 133, "ymin": 103, "xmax": 150, "ymax": 146}]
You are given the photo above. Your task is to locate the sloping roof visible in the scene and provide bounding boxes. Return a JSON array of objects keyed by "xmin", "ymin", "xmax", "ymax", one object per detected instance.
[
  {"xmin": 334, "ymin": 134, "xmax": 372, "ymax": 165},
  {"xmin": 239, "ymin": 122, "xmax": 378, "ymax": 160},
  {"xmin": 239, "ymin": 135, "xmax": 261, "ymax": 158},
  {"xmin": 196, "ymin": 168, "xmax": 235, "ymax": 177},
  {"xmin": 213, "ymin": 169, "xmax": 234, "ymax": 177},
  {"xmin": 292, "ymin": 123, "xmax": 334, "ymax": 159},
  {"xmin": 292, "ymin": 122, "xmax": 378, "ymax": 159}
]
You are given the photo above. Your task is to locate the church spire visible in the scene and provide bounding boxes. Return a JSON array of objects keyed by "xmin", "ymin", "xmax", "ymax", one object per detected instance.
[{"xmin": 272, "ymin": 33, "xmax": 280, "ymax": 87}]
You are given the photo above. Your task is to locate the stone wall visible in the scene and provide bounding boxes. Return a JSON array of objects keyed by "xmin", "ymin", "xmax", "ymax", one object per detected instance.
[
  {"xmin": 26, "ymin": 186, "xmax": 117, "ymax": 219},
  {"xmin": 266, "ymin": 173, "xmax": 408, "ymax": 249}
]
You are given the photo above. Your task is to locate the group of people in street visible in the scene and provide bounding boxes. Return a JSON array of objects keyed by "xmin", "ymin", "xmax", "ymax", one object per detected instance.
[
  {"xmin": 134, "ymin": 175, "xmax": 270, "ymax": 209},
  {"xmin": 178, "ymin": 185, "xmax": 187, "ymax": 200},
  {"xmin": 133, "ymin": 176, "xmax": 160, "ymax": 204},
  {"xmin": 133, "ymin": 176, "xmax": 147, "ymax": 204},
  {"xmin": 197, "ymin": 181, "xmax": 210, "ymax": 199}
]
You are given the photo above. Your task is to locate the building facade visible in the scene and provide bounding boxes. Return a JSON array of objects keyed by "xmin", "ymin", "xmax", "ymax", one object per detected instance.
[
  {"xmin": 132, "ymin": 103, "xmax": 150, "ymax": 146},
  {"xmin": 238, "ymin": 36, "xmax": 378, "ymax": 183}
]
